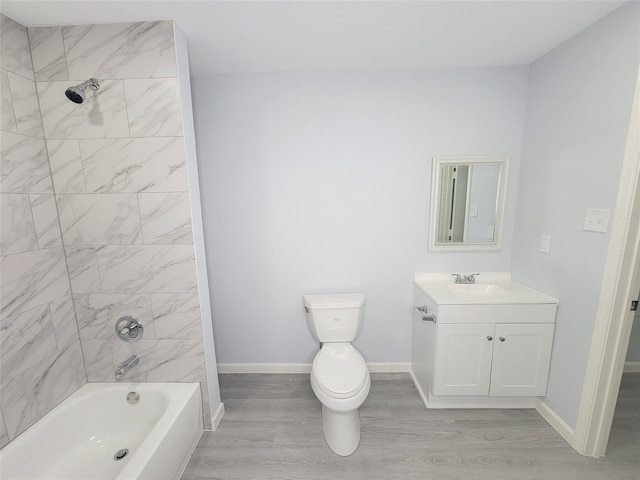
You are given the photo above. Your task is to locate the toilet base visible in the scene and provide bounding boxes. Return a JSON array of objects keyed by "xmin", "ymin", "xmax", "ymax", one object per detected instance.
[{"xmin": 321, "ymin": 405, "xmax": 361, "ymax": 456}]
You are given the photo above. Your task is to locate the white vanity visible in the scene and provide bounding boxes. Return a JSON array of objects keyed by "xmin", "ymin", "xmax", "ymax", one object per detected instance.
[{"xmin": 411, "ymin": 273, "xmax": 558, "ymax": 409}]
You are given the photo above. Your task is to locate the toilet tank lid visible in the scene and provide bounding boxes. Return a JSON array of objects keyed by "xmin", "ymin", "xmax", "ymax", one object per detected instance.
[{"xmin": 303, "ymin": 293, "xmax": 366, "ymax": 309}]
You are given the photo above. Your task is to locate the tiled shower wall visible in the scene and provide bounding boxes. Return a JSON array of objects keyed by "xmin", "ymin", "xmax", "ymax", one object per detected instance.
[
  {"xmin": 31, "ymin": 20, "xmax": 211, "ymax": 427},
  {"xmin": 0, "ymin": 14, "xmax": 86, "ymax": 447},
  {"xmin": 0, "ymin": 16, "xmax": 212, "ymax": 446}
]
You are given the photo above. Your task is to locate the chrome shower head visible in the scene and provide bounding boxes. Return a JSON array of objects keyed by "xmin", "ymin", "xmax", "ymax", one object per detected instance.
[{"xmin": 65, "ymin": 78, "xmax": 100, "ymax": 104}]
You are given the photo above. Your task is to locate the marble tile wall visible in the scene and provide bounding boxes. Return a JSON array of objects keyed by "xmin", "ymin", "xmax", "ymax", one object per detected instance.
[
  {"xmin": 0, "ymin": 14, "xmax": 85, "ymax": 447},
  {"xmin": 27, "ymin": 20, "xmax": 211, "ymax": 428}
]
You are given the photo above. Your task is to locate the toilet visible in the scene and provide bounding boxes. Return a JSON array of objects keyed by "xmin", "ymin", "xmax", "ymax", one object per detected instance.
[{"xmin": 303, "ymin": 292, "xmax": 371, "ymax": 456}]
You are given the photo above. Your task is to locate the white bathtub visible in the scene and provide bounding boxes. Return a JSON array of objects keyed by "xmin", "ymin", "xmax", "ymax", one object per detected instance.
[{"xmin": 0, "ymin": 383, "xmax": 203, "ymax": 480}]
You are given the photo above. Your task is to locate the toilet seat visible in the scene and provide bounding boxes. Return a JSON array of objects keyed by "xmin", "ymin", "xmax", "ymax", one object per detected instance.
[{"xmin": 312, "ymin": 344, "xmax": 368, "ymax": 399}]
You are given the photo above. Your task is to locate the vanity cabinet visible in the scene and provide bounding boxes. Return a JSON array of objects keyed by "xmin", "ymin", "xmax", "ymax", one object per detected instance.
[
  {"xmin": 410, "ymin": 275, "xmax": 558, "ymax": 408},
  {"xmin": 433, "ymin": 322, "xmax": 554, "ymax": 396}
]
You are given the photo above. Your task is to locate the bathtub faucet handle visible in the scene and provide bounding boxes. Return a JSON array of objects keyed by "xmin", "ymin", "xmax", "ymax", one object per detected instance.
[
  {"xmin": 119, "ymin": 324, "xmax": 138, "ymax": 336},
  {"xmin": 115, "ymin": 316, "xmax": 144, "ymax": 342}
]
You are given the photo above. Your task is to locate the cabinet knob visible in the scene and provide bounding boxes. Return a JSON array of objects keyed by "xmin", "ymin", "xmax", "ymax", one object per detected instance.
[
  {"xmin": 487, "ymin": 336, "xmax": 493, "ymax": 341},
  {"xmin": 499, "ymin": 336, "xmax": 506, "ymax": 342}
]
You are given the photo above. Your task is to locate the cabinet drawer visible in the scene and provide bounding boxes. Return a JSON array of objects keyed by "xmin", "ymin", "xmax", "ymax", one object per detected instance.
[{"xmin": 437, "ymin": 303, "xmax": 556, "ymax": 324}]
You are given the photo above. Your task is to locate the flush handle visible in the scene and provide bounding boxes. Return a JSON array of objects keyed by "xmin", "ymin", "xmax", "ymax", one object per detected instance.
[{"xmin": 415, "ymin": 305, "xmax": 437, "ymax": 323}]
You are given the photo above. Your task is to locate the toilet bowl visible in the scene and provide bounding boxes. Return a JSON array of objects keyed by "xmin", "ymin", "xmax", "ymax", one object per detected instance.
[
  {"xmin": 303, "ymin": 293, "xmax": 370, "ymax": 456},
  {"xmin": 310, "ymin": 343, "xmax": 371, "ymax": 456}
]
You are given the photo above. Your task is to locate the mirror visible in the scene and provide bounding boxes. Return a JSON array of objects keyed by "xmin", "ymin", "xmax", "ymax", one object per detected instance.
[{"xmin": 428, "ymin": 155, "xmax": 509, "ymax": 251}]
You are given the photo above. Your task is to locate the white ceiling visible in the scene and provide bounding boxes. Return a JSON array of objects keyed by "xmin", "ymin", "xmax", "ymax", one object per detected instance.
[{"xmin": 0, "ymin": 1, "xmax": 627, "ymax": 76}]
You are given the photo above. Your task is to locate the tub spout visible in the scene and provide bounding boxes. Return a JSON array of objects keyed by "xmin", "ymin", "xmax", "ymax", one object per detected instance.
[{"xmin": 115, "ymin": 355, "xmax": 139, "ymax": 380}]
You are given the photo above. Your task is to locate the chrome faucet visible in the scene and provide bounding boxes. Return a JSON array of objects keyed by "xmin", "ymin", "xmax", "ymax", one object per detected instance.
[
  {"xmin": 452, "ymin": 273, "xmax": 480, "ymax": 284},
  {"xmin": 115, "ymin": 355, "xmax": 139, "ymax": 380}
]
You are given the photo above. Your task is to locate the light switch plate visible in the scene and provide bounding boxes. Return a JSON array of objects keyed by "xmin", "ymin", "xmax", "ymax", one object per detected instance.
[
  {"xmin": 584, "ymin": 208, "xmax": 610, "ymax": 233},
  {"xmin": 540, "ymin": 234, "xmax": 551, "ymax": 253},
  {"xmin": 470, "ymin": 203, "xmax": 478, "ymax": 217}
]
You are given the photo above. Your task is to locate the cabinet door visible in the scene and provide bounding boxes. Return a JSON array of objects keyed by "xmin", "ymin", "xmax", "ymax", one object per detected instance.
[
  {"xmin": 433, "ymin": 323, "xmax": 495, "ymax": 396},
  {"xmin": 490, "ymin": 323, "xmax": 555, "ymax": 396}
]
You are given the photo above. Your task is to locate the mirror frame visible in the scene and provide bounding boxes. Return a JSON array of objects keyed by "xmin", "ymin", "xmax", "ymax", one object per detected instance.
[{"xmin": 428, "ymin": 155, "xmax": 510, "ymax": 251}]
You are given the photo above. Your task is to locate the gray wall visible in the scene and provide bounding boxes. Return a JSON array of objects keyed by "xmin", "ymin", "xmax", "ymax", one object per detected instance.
[
  {"xmin": 626, "ymin": 293, "xmax": 640, "ymax": 363},
  {"xmin": 193, "ymin": 67, "xmax": 529, "ymax": 364},
  {"xmin": 193, "ymin": 1, "xmax": 638, "ymax": 433},
  {"xmin": 511, "ymin": 1, "xmax": 640, "ymax": 429},
  {"xmin": 627, "ymin": 315, "xmax": 640, "ymax": 363}
]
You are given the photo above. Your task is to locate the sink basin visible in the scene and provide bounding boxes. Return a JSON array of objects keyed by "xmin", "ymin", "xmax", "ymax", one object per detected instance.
[
  {"xmin": 414, "ymin": 273, "xmax": 559, "ymax": 305},
  {"xmin": 446, "ymin": 283, "xmax": 507, "ymax": 298}
]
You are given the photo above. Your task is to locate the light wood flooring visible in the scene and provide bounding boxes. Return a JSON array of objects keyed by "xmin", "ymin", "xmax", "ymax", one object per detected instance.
[{"xmin": 181, "ymin": 372, "xmax": 640, "ymax": 479}]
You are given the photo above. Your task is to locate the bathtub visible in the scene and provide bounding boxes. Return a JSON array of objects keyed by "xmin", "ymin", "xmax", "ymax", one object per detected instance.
[{"xmin": 0, "ymin": 383, "xmax": 203, "ymax": 480}]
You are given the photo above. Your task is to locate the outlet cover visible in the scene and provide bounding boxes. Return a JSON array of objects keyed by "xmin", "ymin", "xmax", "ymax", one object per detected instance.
[
  {"xmin": 584, "ymin": 208, "xmax": 610, "ymax": 233},
  {"xmin": 540, "ymin": 234, "xmax": 551, "ymax": 253}
]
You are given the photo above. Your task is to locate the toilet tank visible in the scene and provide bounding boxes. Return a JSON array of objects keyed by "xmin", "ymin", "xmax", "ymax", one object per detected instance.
[{"xmin": 303, "ymin": 293, "xmax": 366, "ymax": 343}]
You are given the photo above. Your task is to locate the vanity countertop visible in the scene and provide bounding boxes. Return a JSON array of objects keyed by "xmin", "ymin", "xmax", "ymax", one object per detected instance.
[{"xmin": 414, "ymin": 272, "xmax": 558, "ymax": 305}]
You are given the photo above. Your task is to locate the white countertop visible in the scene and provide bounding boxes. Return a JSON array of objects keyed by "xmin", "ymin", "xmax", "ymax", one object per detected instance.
[{"xmin": 414, "ymin": 272, "xmax": 558, "ymax": 305}]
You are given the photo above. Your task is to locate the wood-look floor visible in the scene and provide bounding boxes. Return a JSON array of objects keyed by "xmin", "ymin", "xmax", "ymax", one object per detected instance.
[{"xmin": 181, "ymin": 372, "xmax": 640, "ymax": 480}]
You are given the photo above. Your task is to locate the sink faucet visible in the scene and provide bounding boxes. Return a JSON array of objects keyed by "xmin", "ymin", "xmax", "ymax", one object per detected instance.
[
  {"xmin": 115, "ymin": 355, "xmax": 139, "ymax": 380},
  {"xmin": 452, "ymin": 273, "xmax": 480, "ymax": 284}
]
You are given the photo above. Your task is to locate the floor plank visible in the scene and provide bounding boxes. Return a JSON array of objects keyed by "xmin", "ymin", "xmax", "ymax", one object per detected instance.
[{"xmin": 181, "ymin": 372, "xmax": 640, "ymax": 479}]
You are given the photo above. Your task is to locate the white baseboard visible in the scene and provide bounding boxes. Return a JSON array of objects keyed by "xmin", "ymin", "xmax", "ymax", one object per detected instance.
[
  {"xmin": 409, "ymin": 370, "xmax": 430, "ymax": 409},
  {"xmin": 426, "ymin": 396, "xmax": 536, "ymax": 409},
  {"xmin": 210, "ymin": 402, "xmax": 225, "ymax": 430},
  {"xmin": 367, "ymin": 362, "xmax": 411, "ymax": 373},
  {"xmin": 534, "ymin": 398, "xmax": 575, "ymax": 445},
  {"xmin": 216, "ymin": 362, "xmax": 411, "ymax": 374},
  {"xmin": 217, "ymin": 363, "xmax": 312, "ymax": 373},
  {"xmin": 624, "ymin": 361, "xmax": 640, "ymax": 372},
  {"xmin": 408, "ymin": 371, "xmax": 533, "ymax": 409}
]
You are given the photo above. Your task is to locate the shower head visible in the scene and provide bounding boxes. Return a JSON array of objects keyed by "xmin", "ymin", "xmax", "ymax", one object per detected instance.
[{"xmin": 65, "ymin": 78, "xmax": 100, "ymax": 104}]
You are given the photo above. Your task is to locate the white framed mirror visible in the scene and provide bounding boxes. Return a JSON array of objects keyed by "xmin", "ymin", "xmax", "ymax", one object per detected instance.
[{"xmin": 428, "ymin": 155, "xmax": 510, "ymax": 251}]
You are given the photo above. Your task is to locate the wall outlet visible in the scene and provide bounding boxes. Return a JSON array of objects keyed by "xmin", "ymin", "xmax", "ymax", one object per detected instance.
[
  {"xmin": 540, "ymin": 234, "xmax": 551, "ymax": 253},
  {"xmin": 584, "ymin": 208, "xmax": 610, "ymax": 233}
]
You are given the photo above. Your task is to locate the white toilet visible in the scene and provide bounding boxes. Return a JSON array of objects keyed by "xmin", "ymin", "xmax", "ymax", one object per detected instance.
[{"xmin": 303, "ymin": 292, "xmax": 371, "ymax": 456}]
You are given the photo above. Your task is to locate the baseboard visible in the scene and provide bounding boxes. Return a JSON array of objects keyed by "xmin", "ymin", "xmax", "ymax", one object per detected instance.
[
  {"xmin": 624, "ymin": 361, "xmax": 640, "ymax": 372},
  {"xmin": 217, "ymin": 363, "xmax": 312, "ymax": 373},
  {"xmin": 216, "ymin": 362, "xmax": 411, "ymax": 374},
  {"xmin": 368, "ymin": 362, "xmax": 411, "ymax": 373},
  {"xmin": 409, "ymin": 370, "xmax": 430, "ymax": 409},
  {"xmin": 210, "ymin": 402, "xmax": 225, "ymax": 430},
  {"xmin": 534, "ymin": 398, "xmax": 575, "ymax": 445},
  {"xmin": 408, "ymin": 370, "xmax": 538, "ymax": 409},
  {"xmin": 427, "ymin": 396, "xmax": 536, "ymax": 409}
]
